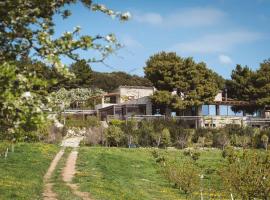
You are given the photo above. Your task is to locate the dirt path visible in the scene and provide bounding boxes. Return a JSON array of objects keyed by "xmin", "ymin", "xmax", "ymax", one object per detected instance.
[
  {"xmin": 62, "ymin": 150, "xmax": 93, "ymax": 200},
  {"xmin": 43, "ymin": 149, "xmax": 65, "ymax": 200},
  {"xmin": 43, "ymin": 136, "xmax": 91, "ymax": 200}
]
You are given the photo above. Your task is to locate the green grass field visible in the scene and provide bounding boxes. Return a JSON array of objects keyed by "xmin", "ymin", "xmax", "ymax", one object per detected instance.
[
  {"xmin": 0, "ymin": 143, "xmax": 59, "ymax": 200},
  {"xmin": 74, "ymin": 147, "xmax": 225, "ymax": 200},
  {"xmin": 1, "ymin": 144, "xmax": 259, "ymax": 200}
]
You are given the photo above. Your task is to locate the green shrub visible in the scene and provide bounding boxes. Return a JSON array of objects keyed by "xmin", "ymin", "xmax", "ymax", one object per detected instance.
[
  {"xmin": 164, "ymin": 160, "xmax": 200, "ymax": 195},
  {"xmin": 105, "ymin": 125, "xmax": 124, "ymax": 147},
  {"xmin": 221, "ymin": 150, "xmax": 270, "ymax": 199},
  {"xmin": 65, "ymin": 116, "xmax": 100, "ymax": 128}
]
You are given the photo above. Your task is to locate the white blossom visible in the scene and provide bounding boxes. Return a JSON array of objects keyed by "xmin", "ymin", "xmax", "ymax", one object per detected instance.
[
  {"xmin": 121, "ymin": 12, "xmax": 131, "ymax": 20},
  {"xmin": 22, "ymin": 91, "xmax": 32, "ymax": 99}
]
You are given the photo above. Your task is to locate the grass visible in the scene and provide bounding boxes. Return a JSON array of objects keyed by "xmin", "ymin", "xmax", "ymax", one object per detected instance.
[
  {"xmin": 75, "ymin": 147, "xmax": 193, "ymax": 200},
  {"xmin": 74, "ymin": 147, "xmax": 228, "ymax": 200},
  {"xmin": 0, "ymin": 142, "xmax": 59, "ymax": 200}
]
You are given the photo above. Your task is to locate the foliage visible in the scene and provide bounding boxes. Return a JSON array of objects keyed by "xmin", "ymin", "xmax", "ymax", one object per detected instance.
[
  {"xmin": 161, "ymin": 128, "xmax": 171, "ymax": 148},
  {"xmin": 164, "ymin": 160, "xmax": 200, "ymax": 195},
  {"xmin": 221, "ymin": 150, "xmax": 270, "ymax": 199},
  {"xmin": 52, "ymin": 60, "xmax": 93, "ymax": 90},
  {"xmin": 65, "ymin": 117, "xmax": 100, "ymax": 128},
  {"xmin": 105, "ymin": 125, "xmax": 124, "ymax": 146},
  {"xmin": 256, "ymin": 59, "xmax": 270, "ymax": 106},
  {"xmin": 0, "ymin": 0, "xmax": 129, "ymax": 140},
  {"xmin": 226, "ymin": 60, "xmax": 270, "ymax": 112},
  {"xmin": 122, "ymin": 119, "xmax": 138, "ymax": 147},
  {"xmin": 49, "ymin": 87, "xmax": 104, "ymax": 111},
  {"xmin": 92, "ymin": 71, "xmax": 152, "ymax": 92},
  {"xmin": 261, "ymin": 134, "xmax": 269, "ymax": 150},
  {"xmin": 0, "ymin": 63, "xmax": 47, "ymax": 141},
  {"xmin": 144, "ymin": 52, "xmax": 223, "ymax": 111},
  {"xmin": 1, "ymin": 0, "xmax": 130, "ymax": 66}
]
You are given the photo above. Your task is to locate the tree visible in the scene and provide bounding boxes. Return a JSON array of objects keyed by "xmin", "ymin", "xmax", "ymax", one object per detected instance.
[
  {"xmin": 0, "ymin": 1, "xmax": 130, "ymax": 139},
  {"xmin": 0, "ymin": 62, "xmax": 47, "ymax": 141},
  {"xmin": 144, "ymin": 52, "xmax": 222, "ymax": 112},
  {"xmin": 69, "ymin": 60, "xmax": 93, "ymax": 89},
  {"xmin": 226, "ymin": 64, "xmax": 257, "ymax": 114},
  {"xmin": 261, "ymin": 134, "xmax": 269, "ymax": 151},
  {"xmin": 255, "ymin": 59, "xmax": 270, "ymax": 106},
  {"xmin": 92, "ymin": 71, "xmax": 152, "ymax": 92}
]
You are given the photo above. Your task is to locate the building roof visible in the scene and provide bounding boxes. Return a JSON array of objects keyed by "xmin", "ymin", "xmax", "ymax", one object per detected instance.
[{"xmin": 117, "ymin": 85, "xmax": 155, "ymax": 90}]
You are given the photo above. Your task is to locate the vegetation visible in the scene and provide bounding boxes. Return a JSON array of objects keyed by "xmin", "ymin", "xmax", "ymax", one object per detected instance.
[
  {"xmin": 144, "ymin": 52, "xmax": 224, "ymax": 112},
  {"xmin": 92, "ymin": 71, "xmax": 152, "ymax": 92},
  {"xmin": 0, "ymin": 143, "xmax": 59, "ymax": 199},
  {"xmin": 75, "ymin": 147, "xmax": 185, "ymax": 200},
  {"xmin": 227, "ymin": 60, "xmax": 270, "ymax": 113},
  {"xmin": 221, "ymin": 149, "xmax": 270, "ymax": 199},
  {"xmin": 104, "ymin": 119, "xmax": 270, "ymax": 150},
  {"xmin": 0, "ymin": 0, "xmax": 129, "ymax": 140}
]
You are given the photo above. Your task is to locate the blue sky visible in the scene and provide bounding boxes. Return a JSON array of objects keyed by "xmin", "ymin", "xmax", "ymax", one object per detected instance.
[{"xmin": 54, "ymin": 0, "xmax": 270, "ymax": 79}]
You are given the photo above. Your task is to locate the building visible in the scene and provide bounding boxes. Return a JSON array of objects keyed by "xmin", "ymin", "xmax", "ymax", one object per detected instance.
[
  {"xmin": 95, "ymin": 86, "xmax": 155, "ymax": 120},
  {"xmin": 66, "ymin": 86, "xmax": 270, "ymax": 128}
]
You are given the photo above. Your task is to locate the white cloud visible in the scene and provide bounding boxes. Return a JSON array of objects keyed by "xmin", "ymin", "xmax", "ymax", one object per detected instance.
[
  {"xmin": 219, "ymin": 54, "xmax": 233, "ymax": 64},
  {"xmin": 170, "ymin": 30, "xmax": 263, "ymax": 54},
  {"xmin": 121, "ymin": 35, "xmax": 143, "ymax": 49},
  {"xmin": 134, "ymin": 12, "xmax": 163, "ymax": 25},
  {"xmin": 134, "ymin": 7, "xmax": 225, "ymax": 27}
]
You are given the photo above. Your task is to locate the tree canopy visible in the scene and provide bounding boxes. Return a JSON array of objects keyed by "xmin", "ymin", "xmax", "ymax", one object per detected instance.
[
  {"xmin": 92, "ymin": 71, "xmax": 152, "ymax": 92},
  {"xmin": 144, "ymin": 52, "xmax": 223, "ymax": 110},
  {"xmin": 0, "ymin": 0, "xmax": 130, "ymax": 140},
  {"xmin": 226, "ymin": 59, "xmax": 270, "ymax": 113}
]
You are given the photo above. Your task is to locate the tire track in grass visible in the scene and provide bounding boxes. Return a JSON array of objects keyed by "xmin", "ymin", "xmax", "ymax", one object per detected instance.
[
  {"xmin": 43, "ymin": 149, "xmax": 65, "ymax": 200},
  {"xmin": 62, "ymin": 149, "xmax": 93, "ymax": 200}
]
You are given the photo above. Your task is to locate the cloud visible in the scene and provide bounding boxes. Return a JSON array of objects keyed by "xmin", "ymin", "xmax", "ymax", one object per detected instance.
[
  {"xmin": 219, "ymin": 54, "xmax": 233, "ymax": 64},
  {"xmin": 121, "ymin": 35, "xmax": 143, "ymax": 49},
  {"xmin": 134, "ymin": 7, "xmax": 225, "ymax": 27},
  {"xmin": 170, "ymin": 30, "xmax": 263, "ymax": 54},
  {"xmin": 134, "ymin": 12, "xmax": 163, "ymax": 25}
]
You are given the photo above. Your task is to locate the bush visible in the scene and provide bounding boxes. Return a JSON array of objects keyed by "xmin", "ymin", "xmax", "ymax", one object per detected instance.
[
  {"xmin": 183, "ymin": 149, "xmax": 201, "ymax": 161},
  {"xmin": 65, "ymin": 116, "xmax": 100, "ymax": 128},
  {"xmin": 105, "ymin": 125, "xmax": 124, "ymax": 147},
  {"xmin": 83, "ymin": 127, "xmax": 103, "ymax": 146},
  {"xmin": 164, "ymin": 160, "xmax": 200, "ymax": 196},
  {"xmin": 221, "ymin": 150, "xmax": 270, "ymax": 199}
]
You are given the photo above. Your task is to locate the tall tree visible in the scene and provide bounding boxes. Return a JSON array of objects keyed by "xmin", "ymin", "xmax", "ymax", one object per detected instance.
[
  {"xmin": 70, "ymin": 60, "xmax": 93, "ymax": 88},
  {"xmin": 226, "ymin": 65, "xmax": 256, "ymax": 101},
  {"xmin": 255, "ymin": 59, "xmax": 270, "ymax": 106},
  {"xmin": 144, "ymin": 52, "xmax": 222, "ymax": 111}
]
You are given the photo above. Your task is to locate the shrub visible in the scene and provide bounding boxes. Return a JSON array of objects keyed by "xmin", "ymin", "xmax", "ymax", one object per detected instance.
[
  {"xmin": 164, "ymin": 160, "xmax": 200, "ymax": 196},
  {"xmin": 105, "ymin": 125, "xmax": 124, "ymax": 147},
  {"xmin": 110, "ymin": 119, "xmax": 124, "ymax": 127},
  {"xmin": 161, "ymin": 128, "xmax": 171, "ymax": 148},
  {"xmin": 221, "ymin": 150, "xmax": 270, "ymax": 199},
  {"xmin": 183, "ymin": 149, "xmax": 201, "ymax": 161},
  {"xmin": 261, "ymin": 134, "xmax": 269, "ymax": 151},
  {"xmin": 65, "ymin": 116, "xmax": 100, "ymax": 128},
  {"xmin": 83, "ymin": 127, "xmax": 103, "ymax": 146}
]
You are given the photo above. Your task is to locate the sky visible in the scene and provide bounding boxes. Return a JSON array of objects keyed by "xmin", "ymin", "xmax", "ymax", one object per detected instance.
[{"xmin": 53, "ymin": 0, "xmax": 270, "ymax": 79}]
